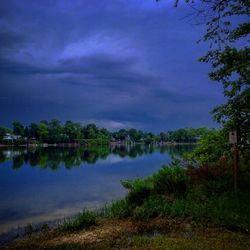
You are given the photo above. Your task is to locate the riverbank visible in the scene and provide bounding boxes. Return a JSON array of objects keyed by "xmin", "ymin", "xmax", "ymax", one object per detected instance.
[
  {"xmin": 1, "ymin": 218, "xmax": 250, "ymax": 250},
  {"xmin": 0, "ymin": 141, "xmax": 197, "ymax": 148}
]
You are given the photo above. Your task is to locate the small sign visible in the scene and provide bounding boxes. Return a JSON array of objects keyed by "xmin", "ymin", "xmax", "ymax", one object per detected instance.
[{"xmin": 229, "ymin": 130, "xmax": 237, "ymax": 144}]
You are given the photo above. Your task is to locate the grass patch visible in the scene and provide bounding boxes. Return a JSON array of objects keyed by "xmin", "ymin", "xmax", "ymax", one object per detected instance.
[
  {"xmin": 103, "ymin": 161, "xmax": 250, "ymax": 232},
  {"xmin": 130, "ymin": 232, "xmax": 250, "ymax": 250},
  {"xmin": 59, "ymin": 210, "xmax": 97, "ymax": 232},
  {"xmin": 102, "ymin": 199, "xmax": 132, "ymax": 219}
]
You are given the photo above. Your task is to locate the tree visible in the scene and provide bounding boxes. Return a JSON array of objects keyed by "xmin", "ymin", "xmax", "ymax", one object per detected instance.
[
  {"xmin": 0, "ymin": 127, "xmax": 11, "ymax": 141},
  {"xmin": 174, "ymin": 0, "xmax": 250, "ymax": 149},
  {"xmin": 159, "ymin": 132, "xmax": 169, "ymax": 142},
  {"xmin": 29, "ymin": 123, "xmax": 38, "ymax": 138},
  {"xmin": 128, "ymin": 128, "xmax": 143, "ymax": 142},
  {"xmin": 189, "ymin": 129, "xmax": 228, "ymax": 164},
  {"xmin": 112, "ymin": 129, "xmax": 128, "ymax": 141},
  {"xmin": 13, "ymin": 121, "xmax": 24, "ymax": 137},
  {"xmin": 48, "ymin": 119, "xmax": 62, "ymax": 143},
  {"xmin": 63, "ymin": 121, "xmax": 82, "ymax": 142},
  {"xmin": 82, "ymin": 123, "xmax": 98, "ymax": 139},
  {"xmin": 38, "ymin": 123, "xmax": 49, "ymax": 142}
]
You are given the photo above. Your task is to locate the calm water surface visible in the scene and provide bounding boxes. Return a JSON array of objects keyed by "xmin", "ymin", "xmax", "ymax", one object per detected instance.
[{"xmin": 0, "ymin": 145, "xmax": 194, "ymax": 234}]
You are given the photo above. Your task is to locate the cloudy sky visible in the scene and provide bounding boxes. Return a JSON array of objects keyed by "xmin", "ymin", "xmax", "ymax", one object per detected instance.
[{"xmin": 0, "ymin": 0, "xmax": 224, "ymax": 132}]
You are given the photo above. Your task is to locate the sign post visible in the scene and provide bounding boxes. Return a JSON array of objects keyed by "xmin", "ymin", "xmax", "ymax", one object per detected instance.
[{"xmin": 229, "ymin": 131, "xmax": 238, "ymax": 192}]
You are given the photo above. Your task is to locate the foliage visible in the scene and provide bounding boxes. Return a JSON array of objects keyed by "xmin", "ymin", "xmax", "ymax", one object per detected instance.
[
  {"xmin": 122, "ymin": 160, "xmax": 189, "ymax": 200},
  {"xmin": 122, "ymin": 178, "xmax": 154, "ymax": 206},
  {"xmin": 152, "ymin": 164, "xmax": 189, "ymax": 196},
  {"xmin": 167, "ymin": 128, "xmax": 210, "ymax": 143},
  {"xmin": 0, "ymin": 126, "xmax": 11, "ymax": 141},
  {"xmin": 174, "ymin": 0, "xmax": 250, "ymax": 149},
  {"xmin": 102, "ymin": 199, "xmax": 132, "ymax": 218},
  {"xmin": 133, "ymin": 195, "xmax": 171, "ymax": 219},
  {"xmin": 12, "ymin": 121, "xmax": 24, "ymax": 136},
  {"xmin": 105, "ymin": 160, "xmax": 250, "ymax": 231},
  {"xmin": 188, "ymin": 129, "xmax": 229, "ymax": 164},
  {"xmin": 2, "ymin": 119, "xmax": 215, "ymax": 145},
  {"xmin": 37, "ymin": 122, "xmax": 49, "ymax": 141},
  {"xmin": 60, "ymin": 210, "xmax": 97, "ymax": 232}
]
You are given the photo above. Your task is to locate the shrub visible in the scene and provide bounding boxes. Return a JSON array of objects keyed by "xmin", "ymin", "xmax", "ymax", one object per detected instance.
[
  {"xmin": 60, "ymin": 210, "xmax": 97, "ymax": 232},
  {"xmin": 133, "ymin": 195, "xmax": 171, "ymax": 220},
  {"xmin": 188, "ymin": 129, "xmax": 229, "ymax": 164},
  {"xmin": 121, "ymin": 178, "xmax": 154, "ymax": 205},
  {"xmin": 103, "ymin": 199, "xmax": 132, "ymax": 218},
  {"xmin": 152, "ymin": 162, "xmax": 189, "ymax": 197}
]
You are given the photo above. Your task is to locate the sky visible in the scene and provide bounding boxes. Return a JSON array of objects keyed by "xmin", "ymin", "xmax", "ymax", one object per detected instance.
[{"xmin": 0, "ymin": 0, "xmax": 225, "ymax": 132}]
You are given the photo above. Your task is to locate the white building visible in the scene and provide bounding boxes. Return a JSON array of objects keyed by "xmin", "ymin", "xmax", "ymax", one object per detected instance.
[{"xmin": 3, "ymin": 133, "xmax": 22, "ymax": 141}]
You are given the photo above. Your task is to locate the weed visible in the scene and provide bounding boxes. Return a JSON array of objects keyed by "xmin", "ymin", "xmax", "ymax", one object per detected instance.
[
  {"xmin": 103, "ymin": 199, "xmax": 132, "ymax": 218},
  {"xmin": 60, "ymin": 210, "xmax": 97, "ymax": 232}
]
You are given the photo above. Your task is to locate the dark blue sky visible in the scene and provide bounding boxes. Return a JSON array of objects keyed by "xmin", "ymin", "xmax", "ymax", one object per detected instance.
[{"xmin": 0, "ymin": 0, "xmax": 224, "ymax": 132}]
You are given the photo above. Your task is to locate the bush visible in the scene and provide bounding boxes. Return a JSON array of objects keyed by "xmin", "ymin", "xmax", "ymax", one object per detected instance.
[
  {"xmin": 121, "ymin": 178, "xmax": 154, "ymax": 206},
  {"xmin": 133, "ymin": 196, "xmax": 171, "ymax": 220},
  {"xmin": 188, "ymin": 129, "xmax": 229, "ymax": 164},
  {"xmin": 103, "ymin": 199, "xmax": 132, "ymax": 218},
  {"xmin": 103, "ymin": 160, "xmax": 250, "ymax": 231},
  {"xmin": 121, "ymin": 161, "xmax": 189, "ymax": 207},
  {"xmin": 60, "ymin": 210, "xmax": 97, "ymax": 232},
  {"xmin": 105, "ymin": 162, "xmax": 190, "ymax": 219},
  {"xmin": 152, "ymin": 161, "xmax": 189, "ymax": 197}
]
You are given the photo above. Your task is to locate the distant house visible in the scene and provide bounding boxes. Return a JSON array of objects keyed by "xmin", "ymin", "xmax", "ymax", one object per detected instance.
[
  {"xmin": 193, "ymin": 136, "xmax": 201, "ymax": 142},
  {"xmin": 3, "ymin": 133, "xmax": 21, "ymax": 141}
]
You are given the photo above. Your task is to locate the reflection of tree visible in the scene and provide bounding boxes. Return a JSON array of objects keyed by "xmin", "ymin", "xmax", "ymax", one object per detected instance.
[
  {"xmin": 28, "ymin": 150, "xmax": 40, "ymax": 167},
  {"xmin": 159, "ymin": 145, "xmax": 196, "ymax": 159},
  {"xmin": 111, "ymin": 144, "xmax": 156, "ymax": 159},
  {"xmin": 0, "ymin": 144, "xmax": 196, "ymax": 170},
  {"xmin": 0, "ymin": 151, "xmax": 5, "ymax": 163},
  {"xmin": 12, "ymin": 155, "xmax": 24, "ymax": 169}
]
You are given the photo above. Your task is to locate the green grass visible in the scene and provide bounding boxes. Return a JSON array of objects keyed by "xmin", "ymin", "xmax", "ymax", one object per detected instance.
[
  {"xmin": 129, "ymin": 233, "xmax": 250, "ymax": 250},
  {"xmin": 103, "ymin": 161, "xmax": 250, "ymax": 231},
  {"xmin": 102, "ymin": 199, "xmax": 132, "ymax": 219},
  {"xmin": 59, "ymin": 210, "xmax": 97, "ymax": 232}
]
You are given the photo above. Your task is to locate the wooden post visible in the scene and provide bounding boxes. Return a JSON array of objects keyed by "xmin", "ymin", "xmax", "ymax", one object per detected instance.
[
  {"xmin": 233, "ymin": 143, "xmax": 238, "ymax": 192},
  {"xmin": 229, "ymin": 131, "xmax": 238, "ymax": 193}
]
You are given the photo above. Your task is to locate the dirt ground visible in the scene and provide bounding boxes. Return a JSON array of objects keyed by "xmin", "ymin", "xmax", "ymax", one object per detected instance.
[{"xmin": 1, "ymin": 218, "xmax": 250, "ymax": 250}]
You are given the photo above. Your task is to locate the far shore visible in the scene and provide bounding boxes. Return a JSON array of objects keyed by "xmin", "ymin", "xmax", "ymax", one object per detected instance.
[{"xmin": 0, "ymin": 142, "xmax": 197, "ymax": 148}]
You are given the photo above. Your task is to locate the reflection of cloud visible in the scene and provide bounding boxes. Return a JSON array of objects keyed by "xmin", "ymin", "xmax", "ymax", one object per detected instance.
[
  {"xmin": 97, "ymin": 154, "xmax": 130, "ymax": 165},
  {"xmin": 0, "ymin": 202, "xmax": 101, "ymax": 234}
]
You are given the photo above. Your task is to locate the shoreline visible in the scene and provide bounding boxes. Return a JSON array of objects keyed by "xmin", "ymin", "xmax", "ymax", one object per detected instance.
[
  {"xmin": 0, "ymin": 142, "xmax": 197, "ymax": 148},
  {"xmin": 1, "ymin": 217, "xmax": 249, "ymax": 250}
]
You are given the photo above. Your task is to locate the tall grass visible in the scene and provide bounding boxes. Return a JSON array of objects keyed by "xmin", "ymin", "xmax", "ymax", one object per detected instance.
[
  {"xmin": 103, "ymin": 161, "xmax": 250, "ymax": 231},
  {"xmin": 60, "ymin": 210, "xmax": 97, "ymax": 232}
]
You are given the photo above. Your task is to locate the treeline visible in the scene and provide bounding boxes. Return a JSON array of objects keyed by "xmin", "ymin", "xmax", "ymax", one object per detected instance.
[{"xmin": 0, "ymin": 119, "xmax": 212, "ymax": 145}]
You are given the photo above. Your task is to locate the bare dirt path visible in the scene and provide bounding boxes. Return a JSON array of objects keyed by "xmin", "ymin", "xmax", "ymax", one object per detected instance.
[{"xmin": 1, "ymin": 218, "xmax": 250, "ymax": 250}]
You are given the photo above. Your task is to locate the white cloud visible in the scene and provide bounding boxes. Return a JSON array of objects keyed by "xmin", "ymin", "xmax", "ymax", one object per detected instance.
[
  {"xmin": 80, "ymin": 119, "xmax": 139, "ymax": 131},
  {"xmin": 60, "ymin": 32, "xmax": 140, "ymax": 60}
]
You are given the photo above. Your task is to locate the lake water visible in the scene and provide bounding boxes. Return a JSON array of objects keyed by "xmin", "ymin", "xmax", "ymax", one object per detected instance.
[{"xmin": 0, "ymin": 145, "xmax": 194, "ymax": 234}]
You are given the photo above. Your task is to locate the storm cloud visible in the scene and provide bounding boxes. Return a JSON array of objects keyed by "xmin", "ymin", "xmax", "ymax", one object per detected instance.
[{"xmin": 0, "ymin": 0, "xmax": 224, "ymax": 131}]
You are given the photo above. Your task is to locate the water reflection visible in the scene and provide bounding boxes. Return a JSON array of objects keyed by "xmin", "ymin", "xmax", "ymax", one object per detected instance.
[
  {"xmin": 0, "ymin": 144, "xmax": 195, "ymax": 235},
  {"xmin": 0, "ymin": 144, "xmax": 194, "ymax": 170}
]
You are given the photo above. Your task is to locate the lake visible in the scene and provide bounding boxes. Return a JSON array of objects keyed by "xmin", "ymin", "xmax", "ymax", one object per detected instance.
[{"xmin": 0, "ymin": 144, "xmax": 194, "ymax": 234}]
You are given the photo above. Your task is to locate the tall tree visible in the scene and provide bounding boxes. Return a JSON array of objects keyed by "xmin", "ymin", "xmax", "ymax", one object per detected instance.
[
  {"xmin": 174, "ymin": 0, "xmax": 250, "ymax": 149},
  {"xmin": 38, "ymin": 123, "xmax": 49, "ymax": 142},
  {"xmin": 0, "ymin": 127, "xmax": 11, "ymax": 140},
  {"xmin": 48, "ymin": 119, "xmax": 62, "ymax": 143},
  {"xmin": 12, "ymin": 121, "xmax": 24, "ymax": 137}
]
